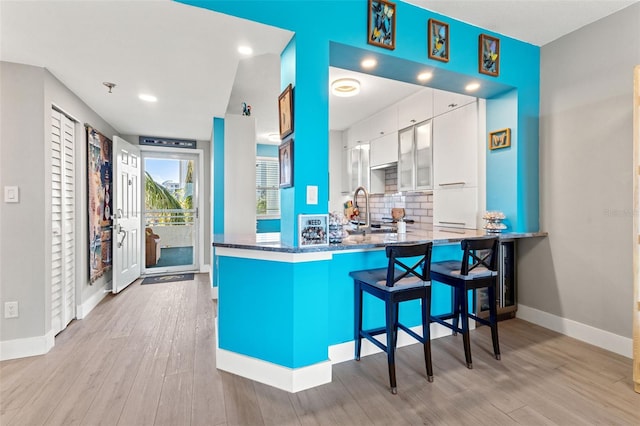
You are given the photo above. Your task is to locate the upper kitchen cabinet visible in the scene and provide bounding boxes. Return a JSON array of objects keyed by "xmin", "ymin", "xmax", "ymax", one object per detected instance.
[
  {"xmin": 432, "ymin": 88, "xmax": 476, "ymax": 118},
  {"xmin": 370, "ymin": 131, "xmax": 398, "ymax": 168},
  {"xmin": 433, "ymin": 101, "xmax": 478, "ymax": 188},
  {"xmin": 398, "ymin": 119, "xmax": 433, "ymax": 192},
  {"xmin": 397, "ymin": 88, "xmax": 433, "ymax": 130},
  {"xmin": 346, "ymin": 106, "xmax": 397, "ymax": 147},
  {"xmin": 342, "ymin": 143, "xmax": 370, "ymax": 194}
]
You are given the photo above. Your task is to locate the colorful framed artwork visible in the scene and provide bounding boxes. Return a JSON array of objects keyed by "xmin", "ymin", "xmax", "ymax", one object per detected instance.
[
  {"xmin": 479, "ymin": 34, "xmax": 500, "ymax": 77},
  {"xmin": 279, "ymin": 138, "xmax": 293, "ymax": 188},
  {"xmin": 428, "ymin": 19, "xmax": 449, "ymax": 62},
  {"xmin": 278, "ymin": 84, "xmax": 294, "ymax": 139},
  {"xmin": 488, "ymin": 128, "xmax": 511, "ymax": 150},
  {"xmin": 367, "ymin": 0, "xmax": 396, "ymax": 50}
]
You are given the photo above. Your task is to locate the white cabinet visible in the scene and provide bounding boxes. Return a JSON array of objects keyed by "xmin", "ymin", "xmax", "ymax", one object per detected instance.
[
  {"xmin": 432, "ymin": 100, "xmax": 480, "ymax": 229},
  {"xmin": 364, "ymin": 106, "xmax": 398, "ymax": 141},
  {"xmin": 398, "ymin": 88, "xmax": 433, "ymax": 130},
  {"xmin": 342, "ymin": 143, "xmax": 369, "ymax": 194},
  {"xmin": 433, "ymin": 101, "xmax": 478, "ymax": 188},
  {"xmin": 433, "ymin": 187, "xmax": 478, "ymax": 229},
  {"xmin": 433, "ymin": 88, "xmax": 476, "ymax": 118},
  {"xmin": 398, "ymin": 120, "xmax": 433, "ymax": 191},
  {"xmin": 370, "ymin": 131, "xmax": 398, "ymax": 168}
]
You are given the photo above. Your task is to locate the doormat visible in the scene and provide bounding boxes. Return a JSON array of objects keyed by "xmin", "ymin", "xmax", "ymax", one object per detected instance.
[{"xmin": 141, "ymin": 273, "xmax": 194, "ymax": 285}]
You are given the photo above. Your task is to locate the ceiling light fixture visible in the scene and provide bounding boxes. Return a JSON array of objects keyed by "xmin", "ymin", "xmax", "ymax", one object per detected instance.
[
  {"xmin": 331, "ymin": 78, "xmax": 361, "ymax": 97},
  {"xmin": 417, "ymin": 72, "xmax": 433, "ymax": 82},
  {"xmin": 465, "ymin": 82, "xmax": 481, "ymax": 92},
  {"xmin": 238, "ymin": 45, "xmax": 253, "ymax": 55},
  {"xmin": 361, "ymin": 58, "xmax": 377, "ymax": 69},
  {"xmin": 139, "ymin": 93, "xmax": 158, "ymax": 102}
]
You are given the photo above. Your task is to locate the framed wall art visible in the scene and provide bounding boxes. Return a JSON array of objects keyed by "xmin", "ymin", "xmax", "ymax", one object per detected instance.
[
  {"xmin": 279, "ymin": 138, "xmax": 293, "ymax": 188},
  {"xmin": 299, "ymin": 214, "xmax": 329, "ymax": 247},
  {"xmin": 488, "ymin": 128, "xmax": 511, "ymax": 150},
  {"xmin": 428, "ymin": 19, "xmax": 449, "ymax": 62},
  {"xmin": 367, "ymin": 0, "xmax": 396, "ymax": 50},
  {"xmin": 278, "ymin": 84, "xmax": 294, "ymax": 139},
  {"xmin": 479, "ymin": 34, "xmax": 500, "ymax": 77}
]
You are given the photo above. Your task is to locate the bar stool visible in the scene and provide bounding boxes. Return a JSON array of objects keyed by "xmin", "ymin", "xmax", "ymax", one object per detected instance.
[
  {"xmin": 430, "ymin": 237, "xmax": 501, "ymax": 369},
  {"xmin": 350, "ymin": 242, "xmax": 433, "ymax": 394}
]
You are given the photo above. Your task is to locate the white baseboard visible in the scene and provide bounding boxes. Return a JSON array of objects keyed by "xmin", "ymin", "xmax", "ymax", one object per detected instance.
[
  {"xmin": 211, "ymin": 286, "xmax": 218, "ymax": 300},
  {"xmin": 517, "ymin": 304, "xmax": 632, "ymax": 359},
  {"xmin": 76, "ymin": 282, "xmax": 109, "ymax": 319},
  {"xmin": 200, "ymin": 263, "xmax": 211, "ymax": 274},
  {"xmin": 329, "ymin": 321, "xmax": 465, "ymax": 364},
  {"xmin": 0, "ymin": 329, "xmax": 55, "ymax": 361},
  {"xmin": 216, "ymin": 347, "xmax": 332, "ymax": 393}
]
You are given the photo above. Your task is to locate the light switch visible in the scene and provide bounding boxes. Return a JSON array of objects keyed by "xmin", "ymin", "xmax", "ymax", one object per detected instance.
[
  {"xmin": 306, "ymin": 185, "xmax": 318, "ymax": 205},
  {"xmin": 4, "ymin": 186, "xmax": 19, "ymax": 203}
]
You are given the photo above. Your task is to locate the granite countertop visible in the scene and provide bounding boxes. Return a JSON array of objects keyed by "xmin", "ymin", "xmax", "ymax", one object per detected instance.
[{"xmin": 213, "ymin": 226, "xmax": 547, "ymax": 254}]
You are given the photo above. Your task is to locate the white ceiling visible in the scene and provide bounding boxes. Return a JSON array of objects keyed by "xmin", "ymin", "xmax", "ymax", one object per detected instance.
[{"xmin": 1, "ymin": 0, "xmax": 636, "ymax": 143}]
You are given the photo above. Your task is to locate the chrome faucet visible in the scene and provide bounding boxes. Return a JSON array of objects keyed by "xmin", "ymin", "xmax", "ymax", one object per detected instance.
[{"xmin": 353, "ymin": 186, "xmax": 370, "ymax": 230}]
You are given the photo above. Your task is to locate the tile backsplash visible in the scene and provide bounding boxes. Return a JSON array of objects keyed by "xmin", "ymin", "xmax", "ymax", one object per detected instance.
[{"xmin": 369, "ymin": 192, "xmax": 433, "ymax": 224}]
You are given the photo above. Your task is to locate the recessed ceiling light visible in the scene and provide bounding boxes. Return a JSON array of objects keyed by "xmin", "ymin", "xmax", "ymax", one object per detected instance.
[
  {"xmin": 417, "ymin": 72, "xmax": 433, "ymax": 82},
  {"xmin": 139, "ymin": 93, "xmax": 157, "ymax": 102},
  {"xmin": 465, "ymin": 82, "xmax": 481, "ymax": 92},
  {"xmin": 238, "ymin": 45, "xmax": 253, "ymax": 55},
  {"xmin": 361, "ymin": 58, "xmax": 377, "ymax": 69},
  {"xmin": 331, "ymin": 78, "xmax": 361, "ymax": 97}
]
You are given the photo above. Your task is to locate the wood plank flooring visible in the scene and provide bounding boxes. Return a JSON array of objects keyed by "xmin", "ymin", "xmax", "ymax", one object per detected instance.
[{"xmin": 1, "ymin": 274, "xmax": 638, "ymax": 425}]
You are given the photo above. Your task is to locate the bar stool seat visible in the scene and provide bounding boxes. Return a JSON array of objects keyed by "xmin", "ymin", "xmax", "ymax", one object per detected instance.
[
  {"xmin": 430, "ymin": 237, "xmax": 501, "ymax": 369},
  {"xmin": 350, "ymin": 242, "xmax": 433, "ymax": 394}
]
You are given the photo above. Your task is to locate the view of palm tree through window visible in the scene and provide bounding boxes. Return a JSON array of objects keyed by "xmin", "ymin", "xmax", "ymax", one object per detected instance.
[{"xmin": 144, "ymin": 157, "xmax": 196, "ymax": 270}]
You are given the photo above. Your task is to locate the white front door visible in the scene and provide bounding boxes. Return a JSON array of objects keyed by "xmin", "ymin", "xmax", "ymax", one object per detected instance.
[{"xmin": 112, "ymin": 136, "xmax": 141, "ymax": 293}]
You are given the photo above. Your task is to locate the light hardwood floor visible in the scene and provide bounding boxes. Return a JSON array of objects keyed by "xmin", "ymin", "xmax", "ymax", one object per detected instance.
[{"xmin": 1, "ymin": 274, "xmax": 638, "ymax": 425}]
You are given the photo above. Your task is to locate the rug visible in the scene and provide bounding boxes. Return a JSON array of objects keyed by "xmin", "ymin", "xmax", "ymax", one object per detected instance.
[{"xmin": 141, "ymin": 273, "xmax": 195, "ymax": 285}]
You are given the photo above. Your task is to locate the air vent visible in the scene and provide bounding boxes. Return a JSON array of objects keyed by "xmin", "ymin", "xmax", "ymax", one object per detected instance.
[{"xmin": 139, "ymin": 136, "xmax": 196, "ymax": 149}]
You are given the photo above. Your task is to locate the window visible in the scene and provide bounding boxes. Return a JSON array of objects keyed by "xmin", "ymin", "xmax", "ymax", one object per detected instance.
[{"xmin": 256, "ymin": 157, "xmax": 280, "ymax": 217}]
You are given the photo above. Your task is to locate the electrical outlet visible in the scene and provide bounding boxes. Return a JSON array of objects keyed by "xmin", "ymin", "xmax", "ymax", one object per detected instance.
[{"xmin": 4, "ymin": 301, "xmax": 18, "ymax": 318}]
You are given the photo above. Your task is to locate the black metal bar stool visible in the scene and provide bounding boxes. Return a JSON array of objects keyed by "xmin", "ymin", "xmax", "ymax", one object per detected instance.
[
  {"xmin": 350, "ymin": 242, "xmax": 433, "ymax": 394},
  {"xmin": 430, "ymin": 237, "xmax": 501, "ymax": 369}
]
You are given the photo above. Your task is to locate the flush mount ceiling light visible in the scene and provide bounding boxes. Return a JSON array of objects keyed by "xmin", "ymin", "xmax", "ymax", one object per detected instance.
[
  {"xmin": 465, "ymin": 82, "xmax": 481, "ymax": 92},
  {"xmin": 331, "ymin": 78, "xmax": 361, "ymax": 97},
  {"xmin": 361, "ymin": 58, "xmax": 377, "ymax": 69},
  {"xmin": 417, "ymin": 71, "xmax": 433, "ymax": 82},
  {"xmin": 238, "ymin": 45, "xmax": 253, "ymax": 55},
  {"xmin": 139, "ymin": 93, "xmax": 158, "ymax": 102}
]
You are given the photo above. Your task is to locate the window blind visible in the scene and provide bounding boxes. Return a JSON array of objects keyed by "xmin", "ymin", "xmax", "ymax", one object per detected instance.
[{"xmin": 256, "ymin": 157, "xmax": 280, "ymax": 216}]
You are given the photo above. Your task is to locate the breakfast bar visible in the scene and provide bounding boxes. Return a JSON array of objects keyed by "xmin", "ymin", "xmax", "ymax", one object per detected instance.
[{"xmin": 213, "ymin": 227, "xmax": 546, "ymax": 392}]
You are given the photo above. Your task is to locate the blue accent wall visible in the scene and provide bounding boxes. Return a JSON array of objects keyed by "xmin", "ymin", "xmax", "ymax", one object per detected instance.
[{"xmin": 182, "ymin": 0, "xmax": 540, "ymax": 234}]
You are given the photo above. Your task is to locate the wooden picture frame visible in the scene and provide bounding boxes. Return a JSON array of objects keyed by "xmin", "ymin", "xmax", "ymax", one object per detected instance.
[
  {"xmin": 479, "ymin": 34, "xmax": 500, "ymax": 77},
  {"xmin": 278, "ymin": 84, "xmax": 294, "ymax": 139},
  {"xmin": 367, "ymin": 0, "xmax": 396, "ymax": 50},
  {"xmin": 428, "ymin": 19, "xmax": 449, "ymax": 62},
  {"xmin": 279, "ymin": 139, "xmax": 293, "ymax": 188},
  {"xmin": 488, "ymin": 128, "xmax": 511, "ymax": 150}
]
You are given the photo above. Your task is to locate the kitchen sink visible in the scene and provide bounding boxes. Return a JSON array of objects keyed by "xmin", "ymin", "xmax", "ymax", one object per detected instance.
[{"xmin": 347, "ymin": 226, "xmax": 403, "ymax": 235}]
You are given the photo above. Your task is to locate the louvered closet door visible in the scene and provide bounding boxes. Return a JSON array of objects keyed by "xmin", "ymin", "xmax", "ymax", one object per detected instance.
[{"xmin": 51, "ymin": 108, "xmax": 76, "ymax": 336}]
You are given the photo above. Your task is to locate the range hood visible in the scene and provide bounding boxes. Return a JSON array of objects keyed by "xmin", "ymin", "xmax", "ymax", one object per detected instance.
[{"xmin": 370, "ymin": 161, "xmax": 397, "ymax": 170}]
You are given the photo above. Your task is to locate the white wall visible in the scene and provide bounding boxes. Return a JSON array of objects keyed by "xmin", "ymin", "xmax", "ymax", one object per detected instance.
[
  {"xmin": 518, "ymin": 4, "xmax": 640, "ymax": 344},
  {"xmin": 329, "ymin": 130, "xmax": 348, "ymax": 213},
  {"xmin": 0, "ymin": 62, "xmax": 118, "ymax": 357},
  {"xmin": 224, "ymin": 114, "xmax": 256, "ymax": 234}
]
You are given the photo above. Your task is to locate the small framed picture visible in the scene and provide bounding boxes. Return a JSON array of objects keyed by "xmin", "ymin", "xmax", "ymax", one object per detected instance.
[
  {"xmin": 279, "ymin": 139, "xmax": 293, "ymax": 188},
  {"xmin": 367, "ymin": 0, "xmax": 396, "ymax": 50},
  {"xmin": 488, "ymin": 128, "xmax": 511, "ymax": 150},
  {"xmin": 479, "ymin": 34, "xmax": 500, "ymax": 77},
  {"xmin": 299, "ymin": 214, "xmax": 329, "ymax": 247},
  {"xmin": 278, "ymin": 84, "xmax": 294, "ymax": 139},
  {"xmin": 428, "ymin": 19, "xmax": 449, "ymax": 62}
]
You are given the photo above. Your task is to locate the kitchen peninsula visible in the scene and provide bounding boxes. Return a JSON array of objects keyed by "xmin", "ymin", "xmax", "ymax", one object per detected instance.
[{"xmin": 212, "ymin": 227, "xmax": 546, "ymax": 392}]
